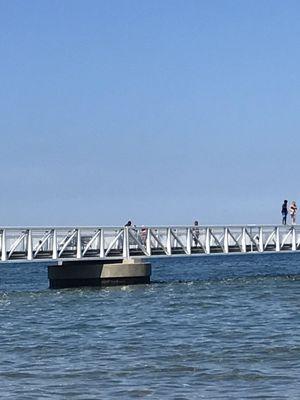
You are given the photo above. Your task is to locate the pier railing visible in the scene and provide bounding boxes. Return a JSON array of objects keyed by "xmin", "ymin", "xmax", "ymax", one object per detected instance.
[{"xmin": 0, "ymin": 225, "xmax": 299, "ymax": 262}]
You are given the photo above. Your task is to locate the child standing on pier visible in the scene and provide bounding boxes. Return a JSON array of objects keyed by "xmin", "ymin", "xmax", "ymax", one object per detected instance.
[{"xmin": 289, "ymin": 201, "xmax": 297, "ymax": 225}]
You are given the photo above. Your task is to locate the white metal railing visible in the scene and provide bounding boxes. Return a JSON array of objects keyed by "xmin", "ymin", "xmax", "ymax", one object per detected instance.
[{"xmin": 0, "ymin": 225, "xmax": 300, "ymax": 263}]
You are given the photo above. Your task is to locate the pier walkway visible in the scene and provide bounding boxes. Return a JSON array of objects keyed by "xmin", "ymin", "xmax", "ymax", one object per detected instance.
[{"xmin": 0, "ymin": 225, "xmax": 299, "ymax": 263}]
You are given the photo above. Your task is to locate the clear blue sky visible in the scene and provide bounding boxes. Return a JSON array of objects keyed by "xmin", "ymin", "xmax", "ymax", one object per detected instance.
[{"xmin": 0, "ymin": 0, "xmax": 299, "ymax": 226}]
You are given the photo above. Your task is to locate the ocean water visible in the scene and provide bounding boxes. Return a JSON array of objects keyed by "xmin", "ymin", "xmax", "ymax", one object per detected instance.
[{"xmin": 0, "ymin": 253, "xmax": 300, "ymax": 399}]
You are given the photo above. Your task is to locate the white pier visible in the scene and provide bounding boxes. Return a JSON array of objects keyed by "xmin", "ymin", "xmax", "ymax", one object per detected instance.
[{"xmin": 0, "ymin": 224, "xmax": 299, "ymax": 263}]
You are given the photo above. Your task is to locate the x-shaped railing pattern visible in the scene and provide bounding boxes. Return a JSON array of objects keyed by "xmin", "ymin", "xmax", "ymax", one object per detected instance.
[{"xmin": 0, "ymin": 225, "xmax": 299, "ymax": 262}]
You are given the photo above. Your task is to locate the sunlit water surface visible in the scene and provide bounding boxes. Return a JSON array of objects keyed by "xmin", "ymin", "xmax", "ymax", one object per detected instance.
[{"xmin": 1, "ymin": 253, "xmax": 300, "ymax": 399}]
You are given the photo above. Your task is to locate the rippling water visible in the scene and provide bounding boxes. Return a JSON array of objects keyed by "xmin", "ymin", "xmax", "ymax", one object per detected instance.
[{"xmin": 1, "ymin": 253, "xmax": 300, "ymax": 399}]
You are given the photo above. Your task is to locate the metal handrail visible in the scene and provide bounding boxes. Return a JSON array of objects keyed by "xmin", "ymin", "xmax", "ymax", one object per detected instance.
[{"xmin": 0, "ymin": 224, "xmax": 300, "ymax": 263}]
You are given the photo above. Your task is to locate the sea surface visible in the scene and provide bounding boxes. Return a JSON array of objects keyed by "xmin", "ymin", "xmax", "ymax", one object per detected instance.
[{"xmin": 0, "ymin": 252, "xmax": 300, "ymax": 399}]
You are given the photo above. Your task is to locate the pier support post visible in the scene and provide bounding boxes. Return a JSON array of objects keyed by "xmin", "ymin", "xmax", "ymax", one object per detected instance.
[
  {"xmin": 275, "ymin": 227, "xmax": 280, "ymax": 252},
  {"xmin": 48, "ymin": 259, "xmax": 151, "ymax": 289},
  {"xmin": 292, "ymin": 227, "xmax": 296, "ymax": 251},
  {"xmin": 224, "ymin": 228, "xmax": 229, "ymax": 253},
  {"xmin": 1, "ymin": 229, "xmax": 7, "ymax": 261},
  {"xmin": 241, "ymin": 228, "xmax": 247, "ymax": 253},
  {"xmin": 205, "ymin": 228, "xmax": 211, "ymax": 254},
  {"xmin": 259, "ymin": 227, "xmax": 264, "ymax": 252}
]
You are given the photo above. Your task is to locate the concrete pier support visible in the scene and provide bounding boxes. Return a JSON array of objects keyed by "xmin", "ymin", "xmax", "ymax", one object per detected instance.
[{"xmin": 48, "ymin": 259, "xmax": 151, "ymax": 289}]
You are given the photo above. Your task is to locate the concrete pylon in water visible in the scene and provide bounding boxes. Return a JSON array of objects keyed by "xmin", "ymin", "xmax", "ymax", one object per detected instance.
[{"xmin": 48, "ymin": 259, "xmax": 151, "ymax": 289}]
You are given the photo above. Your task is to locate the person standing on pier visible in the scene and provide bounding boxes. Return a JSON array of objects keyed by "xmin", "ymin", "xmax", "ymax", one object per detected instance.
[
  {"xmin": 289, "ymin": 201, "xmax": 297, "ymax": 225},
  {"xmin": 193, "ymin": 220, "xmax": 200, "ymax": 246},
  {"xmin": 281, "ymin": 200, "xmax": 288, "ymax": 225}
]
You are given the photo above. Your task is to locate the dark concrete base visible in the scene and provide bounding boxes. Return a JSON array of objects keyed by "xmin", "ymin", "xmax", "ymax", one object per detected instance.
[
  {"xmin": 49, "ymin": 276, "xmax": 150, "ymax": 289},
  {"xmin": 48, "ymin": 260, "xmax": 151, "ymax": 289}
]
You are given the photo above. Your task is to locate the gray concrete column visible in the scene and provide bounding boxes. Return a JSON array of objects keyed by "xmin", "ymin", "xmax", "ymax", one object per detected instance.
[{"xmin": 48, "ymin": 259, "xmax": 151, "ymax": 289}]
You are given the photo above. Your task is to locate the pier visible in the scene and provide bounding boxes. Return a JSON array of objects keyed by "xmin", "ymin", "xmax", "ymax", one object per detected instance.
[{"xmin": 0, "ymin": 225, "xmax": 299, "ymax": 288}]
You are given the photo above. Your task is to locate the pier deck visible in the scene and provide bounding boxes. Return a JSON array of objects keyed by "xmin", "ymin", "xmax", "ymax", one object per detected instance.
[{"xmin": 0, "ymin": 225, "xmax": 299, "ymax": 263}]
